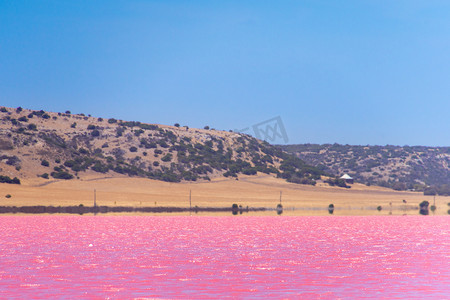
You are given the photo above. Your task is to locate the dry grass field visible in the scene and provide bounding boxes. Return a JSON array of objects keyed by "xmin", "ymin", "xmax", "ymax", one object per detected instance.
[
  {"xmin": 1, "ymin": 173, "xmax": 448, "ymax": 215},
  {"xmin": 0, "ymin": 107, "xmax": 448, "ymax": 215}
]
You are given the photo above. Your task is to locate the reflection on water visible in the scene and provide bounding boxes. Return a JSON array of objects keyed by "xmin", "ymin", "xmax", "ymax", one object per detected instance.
[
  {"xmin": 328, "ymin": 204, "xmax": 334, "ymax": 214},
  {"xmin": 1, "ymin": 203, "xmax": 448, "ymax": 216},
  {"xmin": 276, "ymin": 204, "xmax": 283, "ymax": 215},
  {"xmin": 419, "ymin": 200, "xmax": 430, "ymax": 215}
]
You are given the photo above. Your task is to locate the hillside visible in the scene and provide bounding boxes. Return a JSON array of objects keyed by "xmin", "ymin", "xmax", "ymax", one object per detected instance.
[
  {"xmin": 281, "ymin": 143, "xmax": 450, "ymax": 195},
  {"xmin": 0, "ymin": 106, "xmax": 323, "ymax": 185}
]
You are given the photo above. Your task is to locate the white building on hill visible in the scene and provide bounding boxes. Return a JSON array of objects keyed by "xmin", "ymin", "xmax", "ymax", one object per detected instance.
[{"xmin": 340, "ymin": 174, "xmax": 354, "ymax": 184}]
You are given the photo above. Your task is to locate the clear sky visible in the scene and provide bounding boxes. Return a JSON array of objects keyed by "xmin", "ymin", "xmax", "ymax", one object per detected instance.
[{"xmin": 1, "ymin": 1, "xmax": 450, "ymax": 146}]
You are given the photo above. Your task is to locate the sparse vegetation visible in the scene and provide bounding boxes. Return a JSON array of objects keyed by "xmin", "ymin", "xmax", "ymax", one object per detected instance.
[
  {"xmin": 27, "ymin": 123, "xmax": 37, "ymax": 130},
  {"xmin": 161, "ymin": 153, "xmax": 172, "ymax": 162},
  {"xmin": 282, "ymin": 144, "xmax": 450, "ymax": 192},
  {"xmin": 91, "ymin": 129, "xmax": 100, "ymax": 137},
  {"xmin": 324, "ymin": 177, "xmax": 349, "ymax": 188},
  {"xmin": 0, "ymin": 106, "xmax": 327, "ymax": 185},
  {"xmin": 0, "ymin": 175, "xmax": 20, "ymax": 184},
  {"xmin": 51, "ymin": 170, "xmax": 74, "ymax": 180}
]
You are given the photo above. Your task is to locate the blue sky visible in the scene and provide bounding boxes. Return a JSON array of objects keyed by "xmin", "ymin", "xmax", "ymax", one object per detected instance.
[{"xmin": 1, "ymin": 1, "xmax": 450, "ymax": 146}]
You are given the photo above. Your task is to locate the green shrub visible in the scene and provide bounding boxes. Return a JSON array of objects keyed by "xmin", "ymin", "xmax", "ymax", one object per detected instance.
[
  {"xmin": 18, "ymin": 116, "xmax": 28, "ymax": 122},
  {"xmin": 71, "ymin": 122, "xmax": 77, "ymax": 128},
  {"xmin": 0, "ymin": 175, "xmax": 20, "ymax": 184},
  {"xmin": 91, "ymin": 129, "xmax": 100, "ymax": 137},
  {"xmin": 41, "ymin": 160, "xmax": 50, "ymax": 167},
  {"xmin": 51, "ymin": 171, "xmax": 74, "ymax": 180},
  {"xmin": 134, "ymin": 129, "xmax": 144, "ymax": 137},
  {"xmin": 161, "ymin": 153, "xmax": 173, "ymax": 162},
  {"xmin": 108, "ymin": 118, "xmax": 118, "ymax": 124},
  {"xmin": 5, "ymin": 194, "xmax": 11, "ymax": 198},
  {"xmin": 116, "ymin": 127, "xmax": 125, "ymax": 137},
  {"xmin": 79, "ymin": 148, "xmax": 89, "ymax": 155},
  {"xmin": 91, "ymin": 162, "xmax": 109, "ymax": 173},
  {"xmin": 129, "ymin": 146, "xmax": 138, "ymax": 152},
  {"xmin": 242, "ymin": 168, "xmax": 257, "ymax": 175},
  {"xmin": 41, "ymin": 173, "xmax": 49, "ymax": 179},
  {"xmin": 27, "ymin": 123, "xmax": 37, "ymax": 130},
  {"xmin": 325, "ymin": 177, "xmax": 349, "ymax": 188},
  {"xmin": 159, "ymin": 141, "xmax": 169, "ymax": 148}
]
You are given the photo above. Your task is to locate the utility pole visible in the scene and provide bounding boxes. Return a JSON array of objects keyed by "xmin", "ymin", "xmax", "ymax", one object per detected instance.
[
  {"xmin": 279, "ymin": 191, "xmax": 282, "ymax": 204},
  {"xmin": 94, "ymin": 189, "xmax": 97, "ymax": 207},
  {"xmin": 189, "ymin": 189, "xmax": 192, "ymax": 210}
]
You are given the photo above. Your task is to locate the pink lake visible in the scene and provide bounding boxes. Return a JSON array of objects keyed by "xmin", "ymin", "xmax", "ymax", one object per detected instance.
[{"xmin": 0, "ymin": 216, "xmax": 449, "ymax": 299}]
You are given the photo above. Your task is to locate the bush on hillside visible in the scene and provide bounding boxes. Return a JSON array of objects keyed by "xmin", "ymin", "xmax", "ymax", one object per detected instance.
[
  {"xmin": 91, "ymin": 129, "xmax": 100, "ymax": 137},
  {"xmin": 51, "ymin": 171, "xmax": 74, "ymax": 180},
  {"xmin": 161, "ymin": 153, "xmax": 173, "ymax": 162},
  {"xmin": 27, "ymin": 123, "xmax": 37, "ymax": 130},
  {"xmin": 0, "ymin": 175, "xmax": 20, "ymax": 184}
]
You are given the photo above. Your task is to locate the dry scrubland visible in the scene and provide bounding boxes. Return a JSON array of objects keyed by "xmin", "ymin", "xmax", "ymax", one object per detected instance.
[
  {"xmin": 0, "ymin": 106, "xmax": 448, "ymax": 215},
  {"xmin": 1, "ymin": 174, "xmax": 447, "ymax": 215}
]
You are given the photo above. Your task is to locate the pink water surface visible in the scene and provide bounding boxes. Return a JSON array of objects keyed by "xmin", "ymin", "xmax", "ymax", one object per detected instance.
[{"xmin": 0, "ymin": 216, "xmax": 449, "ymax": 299}]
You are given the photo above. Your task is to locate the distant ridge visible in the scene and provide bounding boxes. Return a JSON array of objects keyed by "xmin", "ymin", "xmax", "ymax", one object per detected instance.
[
  {"xmin": 281, "ymin": 143, "xmax": 450, "ymax": 196},
  {"xmin": 0, "ymin": 106, "xmax": 323, "ymax": 185}
]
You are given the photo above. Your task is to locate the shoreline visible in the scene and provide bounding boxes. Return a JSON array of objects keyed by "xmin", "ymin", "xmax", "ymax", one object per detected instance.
[
  {"xmin": 0, "ymin": 205, "xmax": 266, "ymax": 215},
  {"xmin": 0, "ymin": 204, "xmax": 447, "ymax": 216}
]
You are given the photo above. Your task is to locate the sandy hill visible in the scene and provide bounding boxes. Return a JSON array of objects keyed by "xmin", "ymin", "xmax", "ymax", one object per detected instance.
[{"xmin": 0, "ymin": 106, "xmax": 322, "ymax": 185}]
